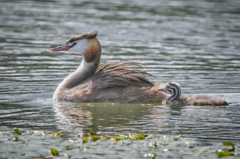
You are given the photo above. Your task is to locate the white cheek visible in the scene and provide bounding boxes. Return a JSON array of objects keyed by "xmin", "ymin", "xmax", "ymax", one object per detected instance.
[{"xmin": 69, "ymin": 40, "xmax": 87, "ymax": 54}]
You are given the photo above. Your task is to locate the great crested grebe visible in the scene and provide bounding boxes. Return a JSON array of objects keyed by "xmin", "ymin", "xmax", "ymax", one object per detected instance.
[
  {"xmin": 48, "ymin": 30, "xmax": 228, "ymax": 105},
  {"xmin": 48, "ymin": 30, "xmax": 169, "ymax": 103},
  {"xmin": 159, "ymin": 82, "xmax": 228, "ymax": 106}
]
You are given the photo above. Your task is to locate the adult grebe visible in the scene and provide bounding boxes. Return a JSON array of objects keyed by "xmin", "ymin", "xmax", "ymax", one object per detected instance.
[
  {"xmin": 159, "ymin": 82, "xmax": 228, "ymax": 106},
  {"xmin": 48, "ymin": 30, "xmax": 169, "ymax": 103}
]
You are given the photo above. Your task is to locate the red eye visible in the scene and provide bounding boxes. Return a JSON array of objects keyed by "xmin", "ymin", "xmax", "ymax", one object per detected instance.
[{"xmin": 72, "ymin": 42, "xmax": 77, "ymax": 46}]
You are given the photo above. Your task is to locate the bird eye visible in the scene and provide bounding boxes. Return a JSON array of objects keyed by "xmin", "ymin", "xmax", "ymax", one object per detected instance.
[{"xmin": 72, "ymin": 42, "xmax": 77, "ymax": 46}]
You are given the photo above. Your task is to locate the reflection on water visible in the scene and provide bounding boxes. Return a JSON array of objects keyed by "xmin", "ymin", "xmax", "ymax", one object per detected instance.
[
  {"xmin": 54, "ymin": 102, "xmax": 152, "ymax": 133},
  {"xmin": 54, "ymin": 102, "xmax": 240, "ymax": 142},
  {"xmin": 0, "ymin": 0, "xmax": 240, "ymax": 143}
]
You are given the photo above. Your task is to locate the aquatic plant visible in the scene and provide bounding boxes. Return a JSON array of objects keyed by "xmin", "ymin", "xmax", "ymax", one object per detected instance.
[{"xmin": 0, "ymin": 128, "xmax": 239, "ymax": 158}]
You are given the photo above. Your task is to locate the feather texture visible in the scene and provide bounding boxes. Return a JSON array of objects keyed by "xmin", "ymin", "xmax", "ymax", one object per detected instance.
[
  {"xmin": 93, "ymin": 62, "xmax": 154, "ymax": 88},
  {"xmin": 55, "ymin": 61, "xmax": 168, "ymax": 103}
]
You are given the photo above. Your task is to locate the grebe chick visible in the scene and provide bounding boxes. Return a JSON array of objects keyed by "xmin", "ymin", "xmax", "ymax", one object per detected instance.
[
  {"xmin": 158, "ymin": 82, "xmax": 181, "ymax": 105},
  {"xmin": 48, "ymin": 30, "xmax": 169, "ymax": 103},
  {"xmin": 159, "ymin": 82, "xmax": 228, "ymax": 106}
]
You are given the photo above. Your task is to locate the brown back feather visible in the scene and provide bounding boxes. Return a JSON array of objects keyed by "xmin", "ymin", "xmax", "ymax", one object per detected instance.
[{"xmin": 88, "ymin": 62, "xmax": 154, "ymax": 89}]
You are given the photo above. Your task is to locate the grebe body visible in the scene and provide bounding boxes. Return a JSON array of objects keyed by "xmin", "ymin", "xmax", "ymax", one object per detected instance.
[
  {"xmin": 48, "ymin": 30, "xmax": 228, "ymax": 105},
  {"xmin": 48, "ymin": 31, "xmax": 168, "ymax": 103}
]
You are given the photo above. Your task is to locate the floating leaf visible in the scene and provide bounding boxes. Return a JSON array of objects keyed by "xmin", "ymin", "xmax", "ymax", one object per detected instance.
[
  {"xmin": 146, "ymin": 133, "xmax": 153, "ymax": 139},
  {"xmin": 101, "ymin": 134, "xmax": 113, "ymax": 138},
  {"xmin": 92, "ymin": 135, "xmax": 100, "ymax": 141},
  {"xmin": 154, "ymin": 142, "xmax": 157, "ymax": 147},
  {"xmin": 66, "ymin": 146, "xmax": 72, "ymax": 150},
  {"xmin": 223, "ymin": 141, "xmax": 233, "ymax": 146},
  {"xmin": 114, "ymin": 137, "xmax": 125, "ymax": 140},
  {"xmin": 90, "ymin": 130, "xmax": 96, "ymax": 134},
  {"xmin": 172, "ymin": 135, "xmax": 181, "ymax": 141},
  {"xmin": 49, "ymin": 130, "xmax": 64, "ymax": 137},
  {"xmin": 102, "ymin": 134, "xmax": 124, "ymax": 140},
  {"xmin": 152, "ymin": 154, "xmax": 157, "ymax": 159},
  {"xmin": 135, "ymin": 134, "xmax": 145, "ymax": 140},
  {"xmin": 14, "ymin": 128, "xmax": 22, "ymax": 135},
  {"xmin": 83, "ymin": 136, "xmax": 90, "ymax": 143},
  {"xmin": 223, "ymin": 141, "xmax": 235, "ymax": 151},
  {"xmin": 59, "ymin": 135, "xmax": 64, "ymax": 139},
  {"xmin": 217, "ymin": 150, "xmax": 231, "ymax": 157},
  {"xmin": 50, "ymin": 148, "xmax": 59, "ymax": 156},
  {"xmin": 117, "ymin": 134, "xmax": 126, "ymax": 138},
  {"xmin": 128, "ymin": 133, "xmax": 145, "ymax": 140},
  {"xmin": 13, "ymin": 137, "xmax": 19, "ymax": 141}
]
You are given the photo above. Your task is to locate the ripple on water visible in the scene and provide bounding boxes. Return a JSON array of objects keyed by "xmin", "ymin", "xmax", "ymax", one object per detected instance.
[{"xmin": 0, "ymin": 0, "xmax": 240, "ymax": 144}]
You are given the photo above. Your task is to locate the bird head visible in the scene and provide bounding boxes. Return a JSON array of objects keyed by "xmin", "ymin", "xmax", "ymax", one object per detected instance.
[
  {"xmin": 48, "ymin": 30, "xmax": 100, "ymax": 62},
  {"xmin": 158, "ymin": 82, "xmax": 182, "ymax": 101}
]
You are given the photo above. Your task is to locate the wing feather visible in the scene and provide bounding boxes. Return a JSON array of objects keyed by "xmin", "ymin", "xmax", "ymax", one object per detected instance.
[{"xmin": 89, "ymin": 62, "xmax": 154, "ymax": 89}]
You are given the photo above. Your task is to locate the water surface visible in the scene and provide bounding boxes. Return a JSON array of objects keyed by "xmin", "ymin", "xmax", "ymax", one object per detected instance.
[{"xmin": 0, "ymin": 0, "xmax": 240, "ymax": 145}]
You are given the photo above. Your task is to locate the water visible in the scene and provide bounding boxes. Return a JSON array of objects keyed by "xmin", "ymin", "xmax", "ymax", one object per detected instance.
[{"xmin": 0, "ymin": 0, "xmax": 240, "ymax": 148}]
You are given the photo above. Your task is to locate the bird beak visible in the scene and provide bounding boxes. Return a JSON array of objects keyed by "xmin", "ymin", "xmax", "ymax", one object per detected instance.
[
  {"xmin": 158, "ymin": 87, "xmax": 167, "ymax": 92},
  {"xmin": 47, "ymin": 45, "xmax": 71, "ymax": 52}
]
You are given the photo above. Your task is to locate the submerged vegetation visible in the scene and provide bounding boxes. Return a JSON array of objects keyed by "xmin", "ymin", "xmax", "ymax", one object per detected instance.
[{"xmin": 0, "ymin": 128, "xmax": 239, "ymax": 158}]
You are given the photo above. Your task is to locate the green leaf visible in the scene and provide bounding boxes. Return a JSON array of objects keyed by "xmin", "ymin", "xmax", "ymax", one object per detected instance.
[
  {"xmin": 146, "ymin": 133, "xmax": 153, "ymax": 139},
  {"xmin": 83, "ymin": 136, "xmax": 90, "ymax": 143},
  {"xmin": 90, "ymin": 130, "xmax": 96, "ymax": 134},
  {"xmin": 223, "ymin": 141, "xmax": 233, "ymax": 146},
  {"xmin": 172, "ymin": 135, "xmax": 181, "ymax": 141},
  {"xmin": 14, "ymin": 128, "xmax": 22, "ymax": 135},
  {"xmin": 135, "ymin": 134, "xmax": 145, "ymax": 140},
  {"xmin": 217, "ymin": 150, "xmax": 231, "ymax": 157},
  {"xmin": 152, "ymin": 154, "xmax": 157, "ymax": 159},
  {"xmin": 66, "ymin": 146, "xmax": 72, "ymax": 150},
  {"xmin": 154, "ymin": 141, "xmax": 157, "ymax": 147},
  {"xmin": 102, "ymin": 134, "xmax": 124, "ymax": 140},
  {"xmin": 223, "ymin": 141, "xmax": 235, "ymax": 151},
  {"xmin": 13, "ymin": 137, "xmax": 19, "ymax": 141},
  {"xmin": 59, "ymin": 135, "xmax": 64, "ymax": 139},
  {"xmin": 128, "ymin": 133, "xmax": 145, "ymax": 140},
  {"xmin": 114, "ymin": 137, "xmax": 125, "ymax": 140},
  {"xmin": 128, "ymin": 133, "xmax": 135, "ymax": 139},
  {"xmin": 92, "ymin": 135, "xmax": 100, "ymax": 141},
  {"xmin": 50, "ymin": 148, "xmax": 59, "ymax": 156},
  {"xmin": 49, "ymin": 130, "xmax": 64, "ymax": 136}
]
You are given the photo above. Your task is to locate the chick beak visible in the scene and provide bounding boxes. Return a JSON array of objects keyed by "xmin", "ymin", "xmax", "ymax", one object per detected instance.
[{"xmin": 158, "ymin": 87, "xmax": 167, "ymax": 92}]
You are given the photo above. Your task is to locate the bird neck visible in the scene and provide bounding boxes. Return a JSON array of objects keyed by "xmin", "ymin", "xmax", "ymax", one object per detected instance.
[{"xmin": 57, "ymin": 39, "xmax": 101, "ymax": 89}]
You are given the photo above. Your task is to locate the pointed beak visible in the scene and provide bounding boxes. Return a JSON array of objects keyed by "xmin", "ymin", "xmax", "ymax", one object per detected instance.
[
  {"xmin": 47, "ymin": 45, "xmax": 71, "ymax": 52},
  {"xmin": 158, "ymin": 87, "xmax": 167, "ymax": 92}
]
